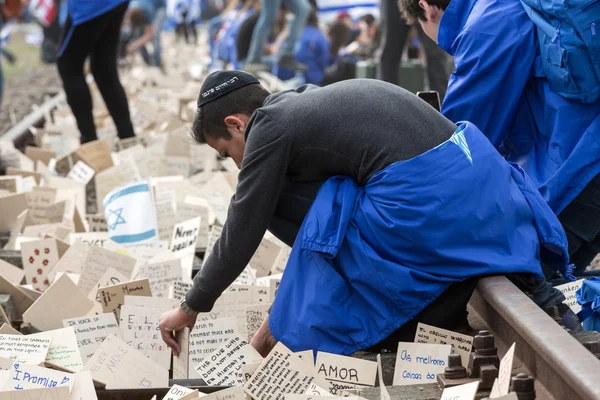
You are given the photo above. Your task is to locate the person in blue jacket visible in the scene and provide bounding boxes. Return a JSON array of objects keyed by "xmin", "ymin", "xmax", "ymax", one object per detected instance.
[
  {"xmin": 159, "ymin": 70, "xmax": 573, "ymax": 357},
  {"xmin": 57, "ymin": 0, "xmax": 135, "ymax": 144},
  {"xmin": 126, "ymin": 0, "xmax": 167, "ymax": 70},
  {"xmin": 399, "ymin": 0, "xmax": 600, "ymax": 278},
  {"xmin": 275, "ymin": 9, "xmax": 330, "ymax": 84}
]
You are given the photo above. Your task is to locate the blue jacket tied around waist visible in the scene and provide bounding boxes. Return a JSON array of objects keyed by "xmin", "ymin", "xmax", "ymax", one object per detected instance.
[{"xmin": 269, "ymin": 123, "xmax": 572, "ymax": 355}]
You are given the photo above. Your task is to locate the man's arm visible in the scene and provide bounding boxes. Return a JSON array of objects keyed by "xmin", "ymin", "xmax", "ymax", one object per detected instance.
[
  {"xmin": 127, "ymin": 24, "xmax": 154, "ymax": 54},
  {"xmin": 185, "ymin": 111, "xmax": 292, "ymax": 312},
  {"xmin": 441, "ymin": 22, "xmax": 536, "ymax": 148}
]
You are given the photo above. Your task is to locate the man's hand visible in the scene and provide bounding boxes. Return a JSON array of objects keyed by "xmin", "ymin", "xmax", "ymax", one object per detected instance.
[
  {"xmin": 159, "ymin": 307, "xmax": 197, "ymax": 356},
  {"xmin": 250, "ymin": 314, "xmax": 277, "ymax": 357}
]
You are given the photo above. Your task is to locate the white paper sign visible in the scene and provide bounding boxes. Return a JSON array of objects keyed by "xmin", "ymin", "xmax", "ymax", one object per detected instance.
[
  {"xmin": 377, "ymin": 354, "xmax": 389, "ymax": 400},
  {"xmin": 497, "ymin": 343, "xmax": 516, "ymax": 396},
  {"xmin": 243, "ymin": 342, "xmax": 315, "ymax": 400},
  {"xmin": 195, "ymin": 336, "xmax": 262, "ymax": 386},
  {"xmin": 0, "ymin": 335, "xmax": 52, "ymax": 365},
  {"xmin": 555, "ymin": 280, "xmax": 585, "ymax": 314},
  {"xmin": 315, "ymin": 352, "xmax": 376, "ymax": 394},
  {"xmin": 392, "ymin": 342, "xmax": 451, "ymax": 386},
  {"xmin": 67, "ymin": 161, "xmax": 95, "ymax": 184},
  {"xmin": 440, "ymin": 381, "xmax": 480, "ymax": 400}
]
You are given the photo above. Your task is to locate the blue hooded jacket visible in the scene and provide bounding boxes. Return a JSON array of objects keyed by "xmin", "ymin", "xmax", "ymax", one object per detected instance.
[
  {"xmin": 439, "ymin": 0, "xmax": 600, "ymax": 215},
  {"xmin": 269, "ymin": 122, "xmax": 572, "ymax": 355},
  {"xmin": 277, "ymin": 25, "xmax": 331, "ymax": 84}
]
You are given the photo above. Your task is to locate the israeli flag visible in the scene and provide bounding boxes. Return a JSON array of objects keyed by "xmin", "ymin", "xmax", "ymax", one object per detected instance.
[{"xmin": 103, "ymin": 181, "xmax": 159, "ymax": 247}]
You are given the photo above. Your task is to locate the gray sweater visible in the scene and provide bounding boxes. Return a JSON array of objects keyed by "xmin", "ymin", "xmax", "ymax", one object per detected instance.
[{"xmin": 186, "ymin": 79, "xmax": 457, "ymax": 311}]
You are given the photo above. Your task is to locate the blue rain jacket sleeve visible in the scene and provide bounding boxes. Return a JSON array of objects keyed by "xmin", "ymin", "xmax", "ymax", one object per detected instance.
[
  {"xmin": 269, "ymin": 123, "xmax": 572, "ymax": 355},
  {"xmin": 439, "ymin": 0, "xmax": 536, "ymax": 148}
]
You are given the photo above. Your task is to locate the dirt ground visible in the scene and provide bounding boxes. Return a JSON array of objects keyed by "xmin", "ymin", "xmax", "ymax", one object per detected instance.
[{"xmin": 0, "ymin": 28, "xmax": 61, "ymax": 134}]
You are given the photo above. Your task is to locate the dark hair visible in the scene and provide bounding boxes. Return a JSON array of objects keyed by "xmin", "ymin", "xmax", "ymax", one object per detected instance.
[
  {"xmin": 328, "ymin": 20, "xmax": 352, "ymax": 58},
  {"xmin": 128, "ymin": 8, "xmax": 148, "ymax": 27},
  {"xmin": 307, "ymin": 8, "xmax": 319, "ymax": 27},
  {"xmin": 398, "ymin": 0, "xmax": 450, "ymax": 23},
  {"xmin": 191, "ymin": 84, "xmax": 270, "ymax": 144},
  {"xmin": 359, "ymin": 14, "xmax": 376, "ymax": 27}
]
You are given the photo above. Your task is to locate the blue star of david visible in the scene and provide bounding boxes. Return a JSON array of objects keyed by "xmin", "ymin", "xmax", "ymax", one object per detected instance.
[{"xmin": 107, "ymin": 208, "xmax": 126, "ymax": 230}]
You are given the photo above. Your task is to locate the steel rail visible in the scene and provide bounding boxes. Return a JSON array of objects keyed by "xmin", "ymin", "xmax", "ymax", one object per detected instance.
[{"xmin": 470, "ymin": 276, "xmax": 600, "ymax": 400}]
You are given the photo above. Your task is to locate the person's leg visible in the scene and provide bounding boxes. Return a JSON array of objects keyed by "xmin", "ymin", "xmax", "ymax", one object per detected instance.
[
  {"xmin": 246, "ymin": 0, "xmax": 281, "ymax": 64},
  {"xmin": 557, "ymin": 174, "xmax": 600, "ymax": 275},
  {"xmin": 268, "ymin": 181, "xmax": 323, "ymax": 247},
  {"xmin": 417, "ymin": 24, "xmax": 450, "ymax": 101},
  {"xmin": 149, "ymin": 7, "xmax": 167, "ymax": 67},
  {"xmin": 139, "ymin": 45, "xmax": 153, "ymax": 65},
  {"xmin": 279, "ymin": 0, "xmax": 310, "ymax": 57},
  {"xmin": 57, "ymin": 14, "xmax": 98, "ymax": 143},
  {"xmin": 89, "ymin": 2, "xmax": 135, "ymax": 140},
  {"xmin": 378, "ymin": 0, "xmax": 409, "ymax": 85},
  {"xmin": 365, "ymin": 277, "xmax": 480, "ymax": 352}
]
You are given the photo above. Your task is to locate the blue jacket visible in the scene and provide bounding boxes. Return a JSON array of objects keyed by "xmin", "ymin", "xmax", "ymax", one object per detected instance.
[
  {"xmin": 439, "ymin": 0, "xmax": 600, "ymax": 215},
  {"xmin": 214, "ymin": 9, "xmax": 254, "ymax": 68},
  {"xmin": 269, "ymin": 122, "xmax": 572, "ymax": 355},
  {"xmin": 67, "ymin": 0, "xmax": 129, "ymax": 25},
  {"xmin": 278, "ymin": 25, "xmax": 331, "ymax": 84}
]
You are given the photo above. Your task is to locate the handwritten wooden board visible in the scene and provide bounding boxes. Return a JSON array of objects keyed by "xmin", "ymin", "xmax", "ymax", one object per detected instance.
[
  {"xmin": 123, "ymin": 295, "xmax": 178, "ymax": 311},
  {"xmin": 47, "ymin": 240, "xmax": 89, "ymax": 282},
  {"xmin": 63, "ymin": 313, "xmax": 121, "ymax": 362},
  {"xmin": 197, "ymin": 387, "xmax": 246, "ymax": 400},
  {"xmin": 392, "ymin": 342, "xmax": 451, "ymax": 386},
  {"xmin": 0, "ymin": 362, "xmax": 74, "ymax": 392},
  {"xmin": 119, "ymin": 305, "xmax": 171, "ymax": 370},
  {"xmin": 415, "ymin": 323, "xmax": 473, "ymax": 367},
  {"xmin": 30, "ymin": 327, "xmax": 83, "ymax": 372},
  {"xmin": 134, "ymin": 259, "xmax": 182, "ymax": 298},
  {"xmin": 87, "ymin": 267, "xmax": 131, "ymax": 302},
  {"xmin": 97, "ymin": 279, "xmax": 151, "ymax": 321},
  {"xmin": 243, "ymin": 342, "xmax": 315, "ymax": 400},
  {"xmin": 245, "ymin": 304, "xmax": 270, "ymax": 342},
  {"xmin": 195, "ymin": 336, "xmax": 262, "ymax": 386},
  {"xmin": 188, "ymin": 317, "xmax": 240, "ymax": 379},
  {"xmin": 66, "ymin": 161, "xmax": 95, "ymax": 185},
  {"xmin": 315, "ymin": 352, "xmax": 376, "ymax": 394},
  {"xmin": 79, "ymin": 246, "xmax": 136, "ymax": 297},
  {"xmin": 68, "ymin": 232, "xmax": 110, "ymax": 248},
  {"xmin": 86, "ymin": 214, "xmax": 108, "ymax": 232},
  {"xmin": 20, "ymin": 238, "xmax": 60, "ymax": 292},
  {"xmin": 0, "ymin": 335, "xmax": 51, "ymax": 365},
  {"xmin": 22, "ymin": 275, "xmax": 94, "ymax": 331},
  {"xmin": 84, "ymin": 334, "xmax": 168, "ymax": 389},
  {"xmin": 162, "ymin": 384, "xmax": 195, "ymax": 400}
]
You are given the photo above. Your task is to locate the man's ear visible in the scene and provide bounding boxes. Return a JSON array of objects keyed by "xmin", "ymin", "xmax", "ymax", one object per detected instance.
[
  {"xmin": 224, "ymin": 115, "xmax": 245, "ymax": 133},
  {"xmin": 418, "ymin": 0, "xmax": 438, "ymax": 21}
]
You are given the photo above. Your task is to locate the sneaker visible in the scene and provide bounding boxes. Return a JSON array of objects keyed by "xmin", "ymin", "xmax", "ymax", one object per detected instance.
[
  {"xmin": 244, "ymin": 62, "xmax": 270, "ymax": 73},
  {"xmin": 278, "ymin": 55, "xmax": 307, "ymax": 72}
]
